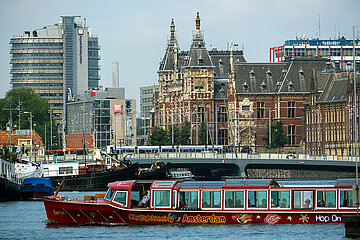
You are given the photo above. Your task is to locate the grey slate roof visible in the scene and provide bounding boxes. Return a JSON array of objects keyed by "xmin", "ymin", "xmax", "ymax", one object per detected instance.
[
  {"xmin": 209, "ymin": 50, "xmax": 246, "ymax": 79},
  {"xmin": 234, "ymin": 57, "xmax": 330, "ymax": 94},
  {"xmin": 234, "ymin": 63, "xmax": 288, "ymax": 94},
  {"xmin": 213, "ymin": 79, "xmax": 228, "ymax": 99},
  {"xmin": 318, "ymin": 72, "xmax": 348, "ymax": 102},
  {"xmin": 184, "ymin": 36, "xmax": 214, "ymax": 68}
]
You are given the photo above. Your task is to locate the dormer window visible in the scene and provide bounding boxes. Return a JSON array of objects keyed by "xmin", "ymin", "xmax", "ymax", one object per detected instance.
[
  {"xmin": 249, "ymin": 69, "xmax": 255, "ymax": 77},
  {"xmin": 260, "ymin": 82, "xmax": 267, "ymax": 90},
  {"xmin": 198, "ymin": 57, "xmax": 203, "ymax": 65},
  {"xmin": 242, "ymin": 82, "xmax": 249, "ymax": 91},
  {"xmin": 288, "ymin": 81, "xmax": 294, "ymax": 91},
  {"xmin": 266, "ymin": 69, "xmax": 272, "ymax": 77},
  {"xmin": 298, "ymin": 68, "xmax": 304, "ymax": 76},
  {"xmin": 218, "ymin": 59, "xmax": 223, "ymax": 65}
]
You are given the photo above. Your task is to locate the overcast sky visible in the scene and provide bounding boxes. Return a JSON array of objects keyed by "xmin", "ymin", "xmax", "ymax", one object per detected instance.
[{"xmin": 0, "ymin": 0, "xmax": 359, "ymax": 111}]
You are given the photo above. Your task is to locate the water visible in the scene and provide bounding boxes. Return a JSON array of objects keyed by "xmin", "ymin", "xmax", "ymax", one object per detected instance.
[{"xmin": 0, "ymin": 192, "xmax": 349, "ymax": 240}]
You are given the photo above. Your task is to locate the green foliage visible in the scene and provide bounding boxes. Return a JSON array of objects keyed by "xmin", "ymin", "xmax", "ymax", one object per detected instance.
[
  {"xmin": 199, "ymin": 122, "xmax": 207, "ymax": 145},
  {"xmin": 180, "ymin": 121, "xmax": 191, "ymax": 145},
  {"xmin": 0, "ymin": 146, "xmax": 18, "ymax": 163},
  {"xmin": 262, "ymin": 120, "xmax": 288, "ymax": 151},
  {"xmin": 0, "ymin": 87, "xmax": 60, "ymax": 149},
  {"xmin": 149, "ymin": 121, "xmax": 191, "ymax": 146},
  {"xmin": 148, "ymin": 126, "xmax": 169, "ymax": 146}
]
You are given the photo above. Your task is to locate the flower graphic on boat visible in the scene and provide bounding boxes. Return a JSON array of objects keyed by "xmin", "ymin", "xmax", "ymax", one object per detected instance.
[
  {"xmin": 299, "ymin": 214, "xmax": 309, "ymax": 223},
  {"xmin": 264, "ymin": 214, "xmax": 282, "ymax": 224},
  {"xmin": 233, "ymin": 214, "xmax": 252, "ymax": 224}
]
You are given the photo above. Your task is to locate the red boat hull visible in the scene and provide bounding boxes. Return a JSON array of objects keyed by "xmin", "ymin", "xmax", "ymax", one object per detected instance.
[{"xmin": 43, "ymin": 197, "xmax": 354, "ymax": 225}]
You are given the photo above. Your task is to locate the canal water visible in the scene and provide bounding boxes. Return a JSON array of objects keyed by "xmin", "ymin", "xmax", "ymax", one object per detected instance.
[{"xmin": 0, "ymin": 191, "xmax": 349, "ymax": 239}]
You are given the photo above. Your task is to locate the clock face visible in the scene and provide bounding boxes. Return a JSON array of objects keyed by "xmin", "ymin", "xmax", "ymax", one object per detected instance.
[{"xmin": 197, "ymin": 79, "xmax": 205, "ymax": 87}]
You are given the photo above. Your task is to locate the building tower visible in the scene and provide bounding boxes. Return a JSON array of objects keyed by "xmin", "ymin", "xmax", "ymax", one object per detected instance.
[{"xmin": 112, "ymin": 62, "xmax": 120, "ymax": 88}]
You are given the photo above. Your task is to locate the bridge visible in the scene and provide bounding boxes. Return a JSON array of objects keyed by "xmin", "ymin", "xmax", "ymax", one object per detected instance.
[{"xmin": 122, "ymin": 152, "xmax": 360, "ymax": 179}]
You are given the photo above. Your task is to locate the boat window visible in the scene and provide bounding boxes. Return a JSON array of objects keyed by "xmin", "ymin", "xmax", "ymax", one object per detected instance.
[
  {"xmin": 316, "ymin": 190, "xmax": 336, "ymax": 208},
  {"xmin": 152, "ymin": 190, "xmax": 171, "ymax": 208},
  {"xmin": 178, "ymin": 191, "xmax": 198, "ymax": 209},
  {"xmin": 224, "ymin": 191, "xmax": 244, "ymax": 209},
  {"xmin": 293, "ymin": 190, "xmax": 314, "ymax": 209},
  {"xmin": 340, "ymin": 190, "xmax": 356, "ymax": 208},
  {"xmin": 113, "ymin": 191, "xmax": 127, "ymax": 207},
  {"xmin": 270, "ymin": 191, "xmax": 290, "ymax": 208},
  {"xmin": 202, "ymin": 191, "xmax": 221, "ymax": 208},
  {"xmin": 59, "ymin": 166, "xmax": 73, "ymax": 175},
  {"xmin": 105, "ymin": 189, "xmax": 115, "ymax": 201},
  {"xmin": 248, "ymin": 191, "xmax": 267, "ymax": 208}
]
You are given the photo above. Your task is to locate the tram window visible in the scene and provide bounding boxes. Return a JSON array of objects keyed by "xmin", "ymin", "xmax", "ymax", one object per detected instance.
[
  {"xmin": 225, "ymin": 191, "xmax": 244, "ymax": 208},
  {"xmin": 270, "ymin": 191, "xmax": 290, "ymax": 208},
  {"xmin": 179, "ymin": 191, "xmax": 198, "ymax": 209},
  {"xmin": 316, "ymin": 190, "xmax": 336, "ymax": 208},
  {"xmin": 113, "ymin": 191, "xmax": 127, "ymax": 206},
  {"xmin": 202, "ymin": 191, "xmax": 221, "ymax": 208},
  {"xmin": 105, "ymin": 189, "xmax": 115, "ymax": 201},
  {"xmin": 340, "ymin": 190, "xmax": 356, "ymax": 208},
  {"xmin": 248, "ymin": 191, "xmax": 267, "ymax": 208},
  {"xmin": 152, "ymin": 190, "xmax": 171, "ymax": 208},
  {"xmin": 293, "ymin": 190, "xmax": 314, "ymax": 209}
]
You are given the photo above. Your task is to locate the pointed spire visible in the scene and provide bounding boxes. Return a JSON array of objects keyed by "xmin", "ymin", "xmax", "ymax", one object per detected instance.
[
  {"xmin": 170, "ymin": 18, "xmax": 175, "ymax": 41},
  {"xmin": 195, "ymin": 12, "xmax": 201, "ymax": 36}
]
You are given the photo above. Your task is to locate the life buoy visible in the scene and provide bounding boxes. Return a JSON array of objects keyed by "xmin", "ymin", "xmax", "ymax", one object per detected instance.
[{"xmin": 286, "ymin": 154, "xmax": 296, "ymax": 159}]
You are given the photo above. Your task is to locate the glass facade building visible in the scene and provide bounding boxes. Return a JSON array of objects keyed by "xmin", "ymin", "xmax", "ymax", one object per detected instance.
[{"xmin": 10, "ymin": 16, "xmax": 100, "ymax": 123}]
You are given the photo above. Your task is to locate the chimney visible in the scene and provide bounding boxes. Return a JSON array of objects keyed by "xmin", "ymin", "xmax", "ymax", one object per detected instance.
[{"xmin": 112, "ymin": 62, "xmax": 119, "ymax": 87}]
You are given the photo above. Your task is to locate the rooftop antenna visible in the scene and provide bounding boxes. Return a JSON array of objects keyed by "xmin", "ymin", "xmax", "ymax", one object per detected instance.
[{"xmin": 318, "ymin": 14, "xmax": 321, "ymax": 39}]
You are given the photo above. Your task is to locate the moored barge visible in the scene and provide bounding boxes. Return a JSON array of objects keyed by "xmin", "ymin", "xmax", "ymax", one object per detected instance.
[{"xmin": 43, "ymin": 179, "xmax": 359, "ymax": 225}]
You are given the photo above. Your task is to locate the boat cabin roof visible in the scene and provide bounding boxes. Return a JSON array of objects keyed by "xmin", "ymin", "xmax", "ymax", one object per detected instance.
[{"xmin": 107, "ymin": 179, "xmax": 358, "ymax": 192}]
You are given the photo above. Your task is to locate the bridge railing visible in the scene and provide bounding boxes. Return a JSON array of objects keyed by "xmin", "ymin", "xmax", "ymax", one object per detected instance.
[{"xmin": 118, "ymin": 152, "xmax": 360, "ymax": 162}]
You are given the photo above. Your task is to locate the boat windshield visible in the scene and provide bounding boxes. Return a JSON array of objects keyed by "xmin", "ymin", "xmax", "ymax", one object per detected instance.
[{"xmin": 105, "ymin": 189, "xmax": 115, "ymax": 201}]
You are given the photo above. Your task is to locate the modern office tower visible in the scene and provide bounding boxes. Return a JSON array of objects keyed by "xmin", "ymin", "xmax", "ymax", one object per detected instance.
[
  {"xmin": 140, "ymin": 85, "xmax": 158, "ymax": 117},
  {"xmin": 112, "ymin": 62, "xmax": 119, "ymax": 87},
  {"xmin": 10, "ymin": 16, "xmax": 100, "ymax": 123}
]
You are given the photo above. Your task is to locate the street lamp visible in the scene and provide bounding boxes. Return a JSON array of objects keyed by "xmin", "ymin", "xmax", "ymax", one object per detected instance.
[
  {"xmin": 269, "ymin": 109, "xmax": 276, "ymax": 151},
  {"xmin": 190, "ymin": 110, "xmax": 197, "ymax": 145},
  {"xmin": 24, "ymin": 111, "xmax": 33, "ymax": 161},
  {"xmin": 219, "ymin": 87, "xmax": 237, "ymax": 157}
]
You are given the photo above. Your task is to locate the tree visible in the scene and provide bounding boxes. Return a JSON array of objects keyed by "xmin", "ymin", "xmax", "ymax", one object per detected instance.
[
  {"xmin": 180, "ymin": 121, "xmax": 191, "ymax": 145},
  {"xmin": 198, "ymin": 121, "xmax": 207, "ymax": 145},
  {"xmin": 262, "ymin": 120, "xmax": 288, "ymax": 151},
  {"xmin": 0, "ymin": 87, "xmax": 60, "ymax": 148},
  {"xmin": 148, "ymin": 126, "xmax": 169, "ymax": 146}
]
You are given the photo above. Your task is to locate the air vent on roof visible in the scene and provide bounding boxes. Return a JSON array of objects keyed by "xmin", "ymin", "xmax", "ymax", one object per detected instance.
[
  {"xmin": 282, "ymin": 69, "xmax": 287, "ymax": 74},
  {"xmin": 276, "ymin": 82, "xmax": 282, "ymax": 90}
]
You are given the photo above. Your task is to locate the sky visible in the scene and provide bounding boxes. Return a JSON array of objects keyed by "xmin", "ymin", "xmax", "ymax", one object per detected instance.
[{"xmin": 0, "ymin": 0, "xmax": 359, "ymax": 112}]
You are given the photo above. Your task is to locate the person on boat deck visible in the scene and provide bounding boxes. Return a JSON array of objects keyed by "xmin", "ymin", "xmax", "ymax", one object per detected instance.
[
  {"xmin": 138, "ymin": 190, "xmax": 149, "ymax": 208},
  {"xmin": 317, "ymin": 200, "xmax": 325, "ymax": 207},
  {"xmin": 180, "ymin": 200, "xmax": 187, "ymax": 209},
  {"xmin": 271, "ymin": 199, "xmax": 277, "ymax": 207}
]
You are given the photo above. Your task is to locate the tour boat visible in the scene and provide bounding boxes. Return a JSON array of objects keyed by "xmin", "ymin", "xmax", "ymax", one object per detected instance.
[{"xmin": 43, "ymin": 179, "xmax": 359, "ymax": 225}]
